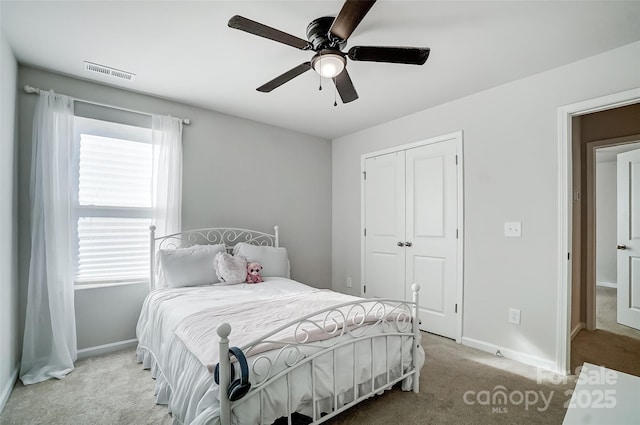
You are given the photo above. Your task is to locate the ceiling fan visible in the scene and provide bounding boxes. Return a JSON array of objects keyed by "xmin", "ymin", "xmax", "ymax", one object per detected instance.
[{"xmin": 228, "ymin": 0, "xmax": 430, "ymax": 104}]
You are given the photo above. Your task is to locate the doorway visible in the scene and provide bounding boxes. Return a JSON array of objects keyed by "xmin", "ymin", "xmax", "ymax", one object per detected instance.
[
  {"xmin": 594, "ymin": 144, "xmax": 640, "ymax": 339},
  {"xmin": 558, "ymin": 92, "xmax": 640, "ymax": 376},
  {"xmin": 571, "ymin": 130, "xmax": 640, "ymax": 378},
  {"xmin": 580, "ymin": 135, "xmax": 640, "ymax": 333}
]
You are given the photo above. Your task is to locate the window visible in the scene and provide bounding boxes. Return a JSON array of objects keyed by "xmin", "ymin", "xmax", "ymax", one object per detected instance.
[{"xmin": 73, "ymin": 117, "xmax": 152, "ymax": 286}]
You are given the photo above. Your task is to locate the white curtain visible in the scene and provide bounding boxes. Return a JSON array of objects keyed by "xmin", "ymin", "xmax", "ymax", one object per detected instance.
[
  {"xmin": 20, "ymin": 91, "xmax": 77, "ymax": 385},
  {"xmin": 151, "ymin": 115, "xmax": 183, "ymax": 287}
]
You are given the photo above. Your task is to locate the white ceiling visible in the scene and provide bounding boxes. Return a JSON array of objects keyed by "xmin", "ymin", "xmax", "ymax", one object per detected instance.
[{"xmin": 2, "ymin": 1, "xmax": 640, "ymax": 139}]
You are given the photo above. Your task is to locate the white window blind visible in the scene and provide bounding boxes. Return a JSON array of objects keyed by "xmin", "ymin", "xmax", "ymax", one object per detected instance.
[
  {"xmin": 76, "ymin": 217, "xmax": 151, "ymax": 282},
  {"xmin": 73, "ymin": 118, "xmax": 152, "ymax": 285},
  {"xmin": 78, "ymin": 135, "xmax": 152, "ymax": 208}
]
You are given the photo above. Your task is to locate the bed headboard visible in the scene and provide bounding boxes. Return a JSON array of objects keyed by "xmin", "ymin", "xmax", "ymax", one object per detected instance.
[{"xmin": 149, "ymin": 225, "xmax": 279, "ymax": 290}]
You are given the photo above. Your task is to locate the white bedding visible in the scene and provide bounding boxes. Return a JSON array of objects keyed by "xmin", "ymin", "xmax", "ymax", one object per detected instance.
[{"xmin": 136, "ymin": 278, "xmax": 424, "ymax": 425}]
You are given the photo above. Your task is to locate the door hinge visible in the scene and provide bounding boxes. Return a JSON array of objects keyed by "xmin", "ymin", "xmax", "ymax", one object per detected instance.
[
  {"xmin": 455, "ymin": 303, "xmax": 458, "ymax": 313},
  {"xmin": 363, "ymin": 171, "xmax": 367, "ymax": 180},
  {"xmin": 456, "ymin": 229, "xmax": 459, "ymax": 239},
  {"xmin": 568, "ymin": 252, "xmax": 570, "ymax": 260},
  {"xmin": 364, "ymin": 228, "xmax": 367, "ymax": 237},
  {"xmin": 455, "ymin": 155, "xmax": 458, "ymax": 165},
  {"xmin": 363, "ymin": 285, "xmax": 367, "ymax": 294}
]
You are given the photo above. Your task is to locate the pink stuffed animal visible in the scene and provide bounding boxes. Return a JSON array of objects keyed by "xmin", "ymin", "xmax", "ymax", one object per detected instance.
[{"xmin": 246, "ymin": 262, "xmax": 263, "ymax": 284}]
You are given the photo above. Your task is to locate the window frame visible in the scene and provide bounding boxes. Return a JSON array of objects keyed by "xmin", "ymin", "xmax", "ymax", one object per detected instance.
[{"xmin": 72, "ymin": 116, "xmax": 153, "ymax": 288}]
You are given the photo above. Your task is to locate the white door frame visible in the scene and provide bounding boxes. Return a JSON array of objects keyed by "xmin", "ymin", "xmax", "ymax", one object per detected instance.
[
  {"xmin": 360, "ymin": 130, "xmax": 464, "ymax": 343},
  {"xmin": 556, "ymin": 88, "xmax": 640, "ymax": 374}
]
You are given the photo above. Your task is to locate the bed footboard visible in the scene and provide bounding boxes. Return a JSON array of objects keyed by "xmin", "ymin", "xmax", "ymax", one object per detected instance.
[{"xmin": 216, "ymin": 284, "xmax": 422, "ymax": 425}]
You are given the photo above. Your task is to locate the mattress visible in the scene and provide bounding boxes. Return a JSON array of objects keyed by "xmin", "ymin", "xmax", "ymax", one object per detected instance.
[{"xmin": 136, "ymin": 277, "xmax": 424, "ymax": 425}]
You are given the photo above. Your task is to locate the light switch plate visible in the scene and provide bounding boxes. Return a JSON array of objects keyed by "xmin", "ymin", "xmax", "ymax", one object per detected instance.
[
  {"xmin": 509, "ymin": 308, "xmax": 521, "ymax": 325},
  {"xmin": 504, "ymin": 222, "xmax": 522, "ymax": 237}
]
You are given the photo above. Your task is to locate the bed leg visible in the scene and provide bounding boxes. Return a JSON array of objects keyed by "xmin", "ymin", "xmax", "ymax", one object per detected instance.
[
  {"xmin": 217, "ymin": 323, "xmax": 232, "ymax": 425},
  {"xmin": 411, "ymin": 284, "xmax": 421, "ymax": 393}
]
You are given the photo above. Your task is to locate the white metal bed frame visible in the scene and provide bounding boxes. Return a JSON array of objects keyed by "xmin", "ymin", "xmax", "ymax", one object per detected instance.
[{"xmin": 148, "ymin": 225, "xmax": 421, "ymax": 425}]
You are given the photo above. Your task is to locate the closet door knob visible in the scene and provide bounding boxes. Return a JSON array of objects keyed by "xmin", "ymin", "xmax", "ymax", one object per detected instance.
[
  {"xmin": 617, "ymin": 244, "xmax": 628, "ymax": 250},
  {"xmin": 405, "ymin": 241, "xmax": 413, "ymax": 247},
  {"xmin": 397, "ymin": 242, "xmax": 405, "ymax": 247}
]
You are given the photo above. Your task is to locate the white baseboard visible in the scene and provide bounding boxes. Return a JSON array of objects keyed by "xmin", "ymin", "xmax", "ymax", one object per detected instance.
[
  {"xmin": 77, "ymin": 338, "xmax": 138, "ymax": 360},
  {"xmin": 596, "ymin": 281, "xmax": 617, "ymax": 288},
  {"xmin": 0, "ymin": 366, "xmax": 19, "ymax": 414},
  {"xmin": 461, "ymin": 337, "xmax": 556, "ymax": 371},
  {"xmin": 571, "ymin": 322, "xmax": 585, "ymax": 340}
]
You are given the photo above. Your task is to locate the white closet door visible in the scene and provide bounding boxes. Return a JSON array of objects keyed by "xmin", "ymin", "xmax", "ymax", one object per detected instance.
[
  {"xmin": 405, "ymin": 141, "xmax": 458, "ymax": 338},
  {"xmin": 617, "ymin": 149, "xmax": 640, "ymax": 331},
  {"xmin": 364, "ymin": 151, "xmax": 406, "ymax": 299}
]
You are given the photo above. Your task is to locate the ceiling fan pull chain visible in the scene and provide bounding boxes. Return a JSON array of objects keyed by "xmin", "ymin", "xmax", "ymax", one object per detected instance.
[
  {"xmin": 318, "ymin": 56, "xmax": 323, "ymax": 91},
  {"xmin": 334, "ymin": 82, "xmax": 338, "ymax": 107}
]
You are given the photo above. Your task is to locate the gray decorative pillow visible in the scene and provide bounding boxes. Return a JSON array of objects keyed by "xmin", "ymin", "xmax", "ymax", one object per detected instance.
[
  {"xmin": 213, "ymin": 252, "xmax": 247, "ymax": 285},
  {"xmin": 233, "ymin": 242, "xmax": 290, "ymax": 278},
  {"xmin": 158, "ymin": 244, "xmax": 225, "ymax": 288}
]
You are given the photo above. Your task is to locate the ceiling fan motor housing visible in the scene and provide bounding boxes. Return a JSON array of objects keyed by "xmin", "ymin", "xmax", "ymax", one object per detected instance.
[{"xmin": 306, "ymin": 16, "xmax": 346, "ymax": 51}]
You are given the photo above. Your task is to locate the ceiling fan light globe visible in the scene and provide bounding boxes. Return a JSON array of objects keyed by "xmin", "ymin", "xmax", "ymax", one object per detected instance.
[{"xmin": 312, "ymin": 53, "xmax": 345, "ymax": 78}]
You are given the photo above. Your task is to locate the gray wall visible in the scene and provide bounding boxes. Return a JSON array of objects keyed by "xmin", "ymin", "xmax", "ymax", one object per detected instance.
[
  {"xmin": 331, "ymin": 41, "xmax": 640, "ymax": 369},
  {"xmin": 0, "ymin": 30, "xmax": 19, "ymax": 411},
  {"xmin": 17, "ymin": 66, "xmax": 331, "ymax": 350},
  {"xmin": 595, "ymin": 160, "xmax": 617, "ymax": 285}
]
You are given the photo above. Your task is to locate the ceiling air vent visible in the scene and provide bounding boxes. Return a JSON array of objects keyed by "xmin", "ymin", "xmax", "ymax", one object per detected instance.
[{"xmin": 83, "ymin": 61, "xmax": 136, "ymax": 82}]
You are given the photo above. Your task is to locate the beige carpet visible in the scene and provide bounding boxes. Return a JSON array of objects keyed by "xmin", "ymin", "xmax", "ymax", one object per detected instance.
[
  {"xmin": 1, "ymin": 333, "xmax": 577, "ymax": 425},
  {"xmin": 596, "ymin": 286, "xmax": 640, "ymax": 340},
  {"xmin": 0, "ymin": 350, "xmax": 171, "ymax": 425}
]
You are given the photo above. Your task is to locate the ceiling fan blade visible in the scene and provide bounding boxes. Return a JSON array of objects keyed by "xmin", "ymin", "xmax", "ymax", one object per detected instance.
[
  {"xmin": 228, "ymin": 15, "xmax": 310, "ymax": 50},
  {"xmin": 329, "ymin": 0, "xmax": 377, "ymax": 41},
  {"xmin": 333, "ymin": 68, "xmax": 358, "ymax": 103},
  {"xmin": 348, "ymin": 46, "xmax": 430, "ymax": 65},
  {"xmin": 257, "ymin": 62, "xmax": 311, "ymax": 93}
]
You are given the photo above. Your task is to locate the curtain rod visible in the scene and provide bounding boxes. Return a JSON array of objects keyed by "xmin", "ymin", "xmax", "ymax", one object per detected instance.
[{"xmin": 23, "ymin": 85, "xmax": 191, "ymax": 125}]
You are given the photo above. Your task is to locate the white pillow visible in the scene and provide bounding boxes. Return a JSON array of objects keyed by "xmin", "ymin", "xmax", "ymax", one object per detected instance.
[
  {"xmin": 233, "ymin": 243, "xmax": 290, "ymax": 278},
  {"xmin": 213, "ymin": 252, "xmax": 247, "ymax": 285},
  {"xmin": 158, "ymin": 244, "xmax": 225, "ymax": 288}
]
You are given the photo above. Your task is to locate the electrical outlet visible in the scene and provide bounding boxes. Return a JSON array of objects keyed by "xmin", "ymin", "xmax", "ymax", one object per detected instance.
[
  {"xmin": 508, "ymin": 308, "xmax": 521, "ymax": 325},
  {"xmin": 346, "ymin": 277, "xmax": 352, "ymax": 288},
  {"xmin": 504, "ymin": 222, "xmax": 522, "ymax": 238}
]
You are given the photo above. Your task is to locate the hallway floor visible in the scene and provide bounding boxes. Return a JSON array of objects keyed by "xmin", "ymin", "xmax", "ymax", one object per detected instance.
[
  {"xmin": 595, "ymin": 286, "xmax": 640, "ymax": 339},
  {"xmin": 571, "ymin": 286, "xmax": 640, "ymax": 377}
]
